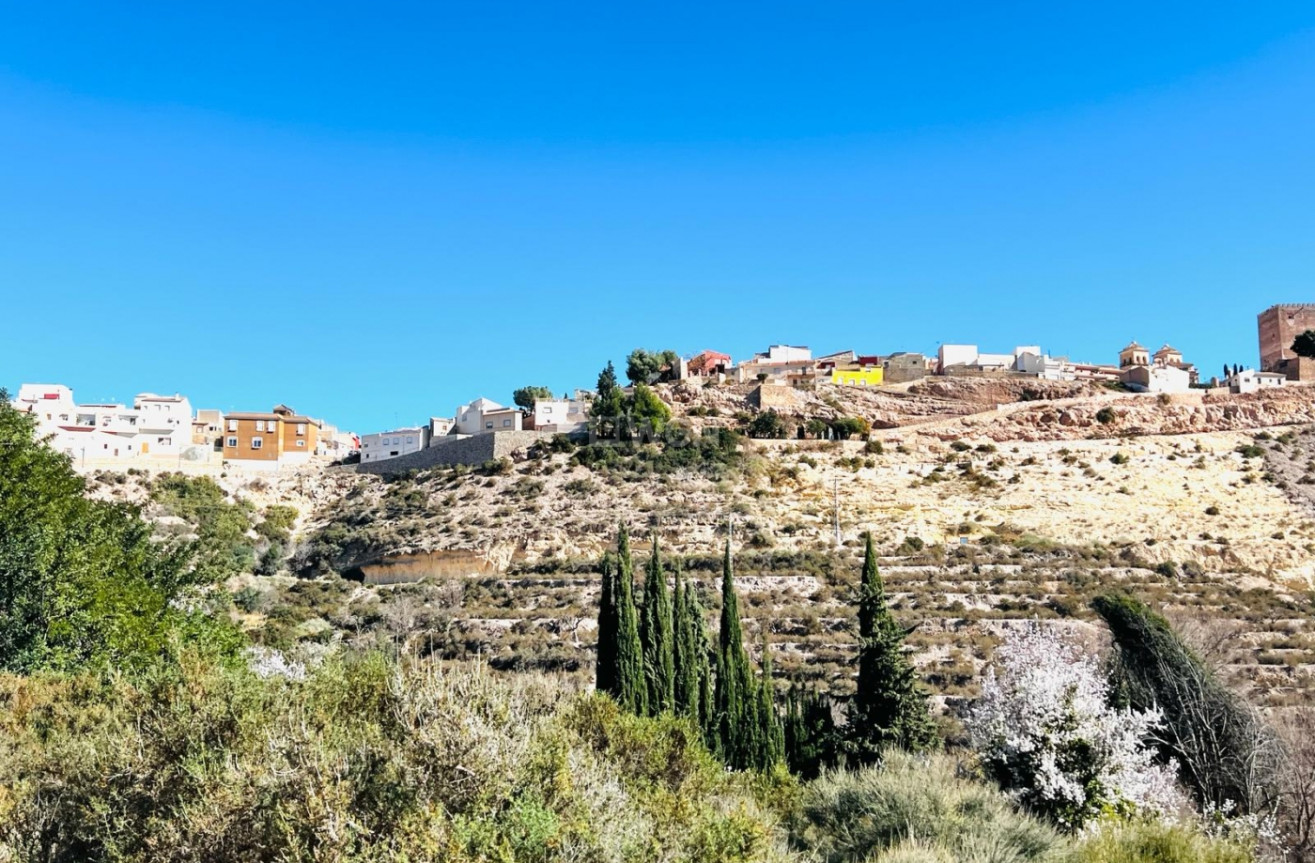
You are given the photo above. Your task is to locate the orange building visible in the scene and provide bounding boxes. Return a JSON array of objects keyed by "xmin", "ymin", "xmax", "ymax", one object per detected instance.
[{"xmin": 221, "ymin": 404, "xmax": 320, "ymax": 466}]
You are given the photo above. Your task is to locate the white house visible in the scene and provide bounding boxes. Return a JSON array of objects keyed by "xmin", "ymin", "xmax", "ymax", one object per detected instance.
[
  {"xmin": 1015, "ymin": 350, "xmax": 1077, "ymax": 381},
  {"xmin": 938, "ymin": 345, "xmax": 1051, "ymax": 375},
  {"xmin": 1123, "ymin": 364, "xmax": 1192, "ymax": 394},
  {"xmin": 360, "ymin": 426, "xmax": 431, "ymax": 463},
  {"xmin": 133, "ymin": 393, "xmax": 193, "ymax": 456},
  {"xmin": 1227, "ymin": 368, "xmax": 1286, "ymax": 394},
  {"xmin": 533, "ymin": 397, "xmax": 589, "ymax": 434},
  {"xmin": 455, "ymin": 397, "xmax": 506, "ymax": 435}
]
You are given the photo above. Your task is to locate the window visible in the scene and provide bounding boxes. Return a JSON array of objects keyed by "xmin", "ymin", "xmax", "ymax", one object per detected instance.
[
  {"xmin": 544, "ymin": 406, "xmax": 553, "ymax": 413},
  {"xmin": 502, "ymin": 419, "xmax": 512, "ymax": 427},
  {"xmin": 485, "ymin": 422, "xmax": 494, "ymax": 429},
  {"xmin": 251, "ymin": 437, "xmax": 263, "ymax": 449},
  {"xmin": 297, "ymin": 423, "xmax": 306, "ymax": 436},
  {"xmin": 226, "ymin": 436, "xmax": 238, "ymax": 448},
  {"xmin": 296, "ymin": 440, "xmax": 305, "ymax": 448},
  {"xmin": 228, "ymin": 419, "xmax": 238, "ymax": 431},
  {"xmin": 405, "ymin": 436, "xmax": 414, "ymax": 444}
]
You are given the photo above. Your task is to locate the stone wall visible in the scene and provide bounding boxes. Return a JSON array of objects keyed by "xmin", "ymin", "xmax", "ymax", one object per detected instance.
[
  {"xmin": 752, "ymin": 384, "xmax": 801, "ymax": 410},
  {"xmin": 355, "ymin": 430, "xmax": 549, "ymax": 475}
]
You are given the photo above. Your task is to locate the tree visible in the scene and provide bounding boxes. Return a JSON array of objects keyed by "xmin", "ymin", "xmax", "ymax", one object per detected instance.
[
  {"xmin": 968, "ymin": 621, "xmax": 1183, "ymax": 831},
  {"xmin": 672, "ymin": 559, "xmax": 713, "ymax": 732},
  {"xmin": 1293, "ymin": 331, "xmax": 1315, "ymax": 360},
  {"xmin": 0, "ymin": 394, "xmax": 229, "ymax": 672},
  {"xmin": 590, "ymin": 362, "xmax": 625, "ymax": 437},
  {"xmin": 626, "ymin": 349, "xmax": 681, "ymax": 385},
  {"xmin": 512, "ymin": 386, "xmax": 553, "ymax": 410},
  {"xmin": 847, "ymin": 532, "xmax": 937, "ymax": 760},
  {"xmin": 629, "ymin": 384, "xmax": 672, "ymax": 433},
  {"xmin": 1092, "ymin": 593, "xmax": 1282, "ymax": 816},
  {"xmin": 784, "ymin": 683, "xmax": 839, "ymax": 779},
  {"xmin": 639, "ymin": 533, "xmax": 675, "ymax": 714},
  {"xmin": 751, "ymin": 636, "xmax": 785, "ymax": 770},
  {"xmin": 595, "ymin": 553, "xmax": 618, "ymax": 695},
  {"xmin": 715, "ymin": 538, "xmax": 760, "ymax": 769},
  {"xmin": 613, "ymin": 525, "xmax": 648, "ymax": 715},
  {"xmin": 747, "ymin": 410, "xmax": 787, "ymax": 439},
  {"xmin": 830, "ymin": 417, "xmax": 871, "ymax": 440}
]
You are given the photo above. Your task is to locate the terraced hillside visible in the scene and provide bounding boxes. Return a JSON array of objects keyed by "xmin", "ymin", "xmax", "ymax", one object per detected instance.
[
  {"xmin": 231, "ymin": 535, "xmax": 1315, "ymax": 722},
  {"xmin": 84, "ymin": 381, "xmax": 1315, "ymax": 716}
]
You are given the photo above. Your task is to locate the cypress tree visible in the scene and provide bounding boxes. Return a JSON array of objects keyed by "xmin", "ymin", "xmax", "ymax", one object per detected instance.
[
  {"xmin": 595, "ymin": 552, "xmax": 618, "ymax": 696},
  {"xmin": 639, "ymin": 532, "xmax": 675, "ymax": 714},
  {"xmin": 672, "ymin": 558, "xmax": 695, "ymax": 716},
  {"xmin": 715, "ymin": 537, "xmax": 756, "ymax": 769},
  {"xmin": 753, "ymin": 636, "xmax": 785, "ymax": 770},
  {"xmin": 784, "ymin": 682, "xmax": 839, "ymax": 779},
  {"xmin": 848, "ymin": 531, "xmax": 937, "ymax": 761},
  {"xmin": 614, "ymin": 524, "xmax": 648, "ymax": 715}
]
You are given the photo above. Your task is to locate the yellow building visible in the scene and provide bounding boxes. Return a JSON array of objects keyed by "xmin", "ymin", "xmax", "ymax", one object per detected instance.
[{"xmin": 831, "ymin": 367, "xmax": 884, "ymax": 387}]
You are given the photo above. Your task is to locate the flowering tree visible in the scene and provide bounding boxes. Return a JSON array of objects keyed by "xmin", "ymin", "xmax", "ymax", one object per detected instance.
[{"xmin": 968, "ymin": 623, "xmax": 1183, "ymax": 830}]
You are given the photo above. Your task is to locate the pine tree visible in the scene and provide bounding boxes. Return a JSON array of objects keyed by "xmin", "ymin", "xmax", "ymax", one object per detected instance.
[
  {"xmin": 639, "ymin": 533, "xmax": 675, "ymax": 714},
  {"xmin": 715, "ymin": 537, "xmax": 757, "ymax": 769},
  {"xmin": 595, "ymin": 552, "xmax": 618, "ymax": 696},
  {"xmin": 614, "ymin": 524, "xmax": 648, "ymax": 715},
  {"xmin": 848, "ymin": 532, "xmax": 937, "ymax": 761},
  {"xmin": 672, "ymin": 558, "xmax": 694, "ymax": 716}
]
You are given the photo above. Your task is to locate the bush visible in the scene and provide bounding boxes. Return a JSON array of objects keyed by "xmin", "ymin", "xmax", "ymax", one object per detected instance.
[
  {"xmin": 789, "ymin": 751, "xmax": 1060, "ymax": 861},
  {"xmin": 968, "ymin": 623, "xmax": 1182, "ymax": 830},
  {"xmin": 0, "ymin": 654, "xmax": 793, "ymax": 863},
  {"xmin": 1072, "ymin": 820, "xmax": 1252, "ymax": 863},
  {"xmin": 1096, "ymin": 407, "xmax": 1117, "ymax": 425},
  {"xmin": 1110, "ymin": 452, "xmax": 1130, "ymax": 465}
]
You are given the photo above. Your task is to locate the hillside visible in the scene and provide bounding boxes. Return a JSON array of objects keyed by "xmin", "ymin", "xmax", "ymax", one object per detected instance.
[{"xmin": 110, "ymin": 379, "xmax": 1312, "ymax": 717}]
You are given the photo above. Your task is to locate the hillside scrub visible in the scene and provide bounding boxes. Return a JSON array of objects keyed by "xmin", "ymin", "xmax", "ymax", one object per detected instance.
[{"xmin": 0, "ymin": 653, "xmax": 797, "ymax": 863}]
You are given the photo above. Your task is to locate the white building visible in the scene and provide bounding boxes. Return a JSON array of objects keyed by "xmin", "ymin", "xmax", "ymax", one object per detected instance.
[
  {"xmin": 360, "ymin": 426, "xmax": 431, "ymax": 463},
  {"xmin": 1015, "ymin": 350, "xmax": 1077, "ymax": 381},
  {"xmin": 133, "ymin": 393, "xmax": 193, "ymax": 456},
  {"xmin": 1227, "ymin": 368, "xmax": 1286, "ymax": 394},
  {"xmin": 454, "ymin": 398, "xmax": 523, "ymax": 435},
  {"xmin": 533, "ymin": 397, "xmax": 589, "ymax": 434},
  {"xmin": 12, "ymin": 383, "xmax": 211, "ymax": 464},
  {"xmin": 455, "ymin": 397, "xmax": 504, "ymax": 435},
  {"xmin": 1123, "ymin": 364, "xmax": 1192, "ymax": 394},
  {"xmin": 938, "ymin": 345, "xmax": 1055, "ymax": 375}
]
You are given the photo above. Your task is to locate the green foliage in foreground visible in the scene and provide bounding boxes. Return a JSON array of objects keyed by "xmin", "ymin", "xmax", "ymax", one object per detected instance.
[
  {"xmin": 0, "ymin": 653, "xmax": 1256, "ymax": 863},
  {"xmin": 0, "ymin": 654, "xmax": 795, "ymax": 863},
  {"xmin": 791, "ymin": 751, "xmax": 1253, "ymax": 863},
  {"xmin": 0, "ymin": 395, "xmax": 238, "ymax": 673}
]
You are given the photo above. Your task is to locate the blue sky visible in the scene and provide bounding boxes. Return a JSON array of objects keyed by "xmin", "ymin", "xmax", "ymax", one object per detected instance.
[{"xmin": 2, "ymin": 3, "xmax": 1314, "ymax": 431}]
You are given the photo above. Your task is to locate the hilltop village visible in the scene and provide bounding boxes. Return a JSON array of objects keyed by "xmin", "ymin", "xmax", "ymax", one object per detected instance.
[{"xmin": 13, "ymin": 302, "xmax": 1315, "ymax": 476}]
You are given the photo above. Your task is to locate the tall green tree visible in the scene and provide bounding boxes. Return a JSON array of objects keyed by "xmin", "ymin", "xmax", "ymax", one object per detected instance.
[
  {"xmin": 639, "ymin": 533, "xmax": 675, "ymax": 714},
  {"xmin": 625, "ymin": 348, "xmax": 681, "ymax": 385},
  {"xmin": 784, "ymin": 683, "xmax": 839, "ymax": 780},
  {"xmin": 672, "ymin": 559, "xmax": 716, "ymax": 743},
  {"xmin": 847, "ymin": 532, "xmax": 937, "ymax": 761},
  {"xmin": 613, "ymin": 525, "xmax": 648, "ymax": 715},
  {"xmin": 595, "ymin": 552, "xmax": 618, "ymax": 696},
  {"xmin": 751, "ymin": 636, "xmax": 785, "ymax": 770},
  {"xmin": 589, "ymin": 362, "xmax": 625, "ymax": 438},
  {"xmin": 715, "ymin": 538, "xmax": 758, "ymax": 769},
  {"xmin": 1092, "ymin": 593, "xmax": 1279, "ymax": 814},
  {"xmin": 0, "ymin": 394, "xmax": 234, "ymax": 672}
]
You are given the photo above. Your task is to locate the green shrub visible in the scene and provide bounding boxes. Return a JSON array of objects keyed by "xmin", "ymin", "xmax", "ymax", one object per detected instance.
[
  {"xmin": 1071, "ymin": 820, "xmax": 1252, "ymax": 863},
  {"xmin": 1096, "ymin": 407, "xmax": 1117, "ymax": 425},
  {"xmin": 789, "ymin": 752, "xmax": 1061, "ymax": 862}
]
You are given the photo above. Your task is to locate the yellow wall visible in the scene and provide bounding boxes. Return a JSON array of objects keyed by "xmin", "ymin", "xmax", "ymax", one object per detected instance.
[{"xmin": 831, "ymin": 368, "xmax": 884, "ymax": 386}]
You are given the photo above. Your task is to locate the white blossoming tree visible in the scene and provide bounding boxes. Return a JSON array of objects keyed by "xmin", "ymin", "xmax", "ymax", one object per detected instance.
[{"xmin": 968, "ymin": 623, "xmax": 1184, "ymax": 830}]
